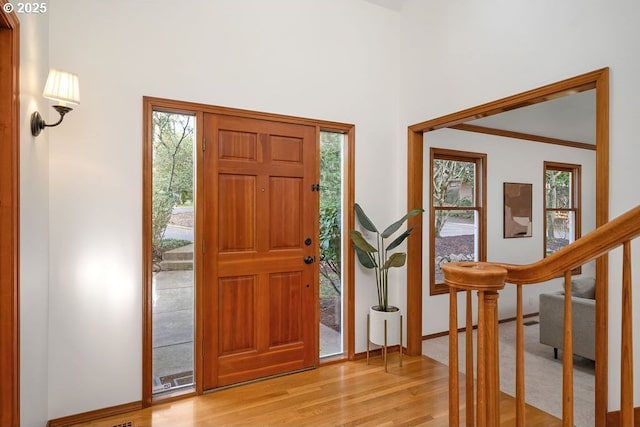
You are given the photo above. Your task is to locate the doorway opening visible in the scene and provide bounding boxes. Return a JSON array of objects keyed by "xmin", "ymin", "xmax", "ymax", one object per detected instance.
[{"xmin": 407, "ymin": 68, "xmax": 609, "ymax": 424}]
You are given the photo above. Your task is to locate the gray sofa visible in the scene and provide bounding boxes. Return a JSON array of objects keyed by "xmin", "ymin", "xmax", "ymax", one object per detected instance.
[{"xmin": 539, "ymin": 277, "xmax": 596, "ymax": 361}]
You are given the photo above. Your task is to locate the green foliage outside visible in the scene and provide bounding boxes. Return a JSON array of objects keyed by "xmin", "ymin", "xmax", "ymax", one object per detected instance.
[
  {"xmin": 319, "ymin": 132, "xmax": 343, "ymax": 297},
  {"xmin": 152, "ymin": 112, "xmax": 194, "ymax": 260},
  {"xmin": 545, "ymin": 169, "xmax": 571, "ymax": 242},
  {"xmin": 158, "ymin": 238, "xmax": 193, "ymax": 252}
]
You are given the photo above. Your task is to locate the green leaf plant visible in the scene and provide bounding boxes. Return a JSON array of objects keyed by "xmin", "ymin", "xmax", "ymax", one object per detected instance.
[{"xmin": 350, "ymin": 203, "xmax": 424, "ymax": 312}]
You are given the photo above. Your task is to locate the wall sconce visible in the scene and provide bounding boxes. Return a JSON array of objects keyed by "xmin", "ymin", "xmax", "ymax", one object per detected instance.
[{"xmin": 31, "ymin": 68, "xmax": 80, "ymax": 137}]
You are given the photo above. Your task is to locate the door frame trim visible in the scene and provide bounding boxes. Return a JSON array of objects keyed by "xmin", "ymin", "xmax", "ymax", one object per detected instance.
[
  {"xmin": 142, "ymin": 97, "xmax": 355, "ymax": 405},
  {"xmin": 0, "ymin": 2, "xmax": 20, "ymax": 425},
  {"xmin": 406, "ymin": 68, "xmax": 609, "ymax": 425}
]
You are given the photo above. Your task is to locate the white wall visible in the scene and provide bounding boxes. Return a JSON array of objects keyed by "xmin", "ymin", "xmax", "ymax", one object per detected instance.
[
  {"xmin": 17, "ymin": 8, "xmax": 50, "ymax": 427},
  {"xmin": 45, "ymin": 0, "xmax": 400, "ymax": 418},
  {"xmin": 399, "ymin": 0, "xmax": 640, "ymax": 411},
  {"xmin": 21, "ymin": 0, "xmax": 640, "ymax": 419},
  {"xmin": 421, "ymin": 129, "xmax": 596, "ymax": 335}
]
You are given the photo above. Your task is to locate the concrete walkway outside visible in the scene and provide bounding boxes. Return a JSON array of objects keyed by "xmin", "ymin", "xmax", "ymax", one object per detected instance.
[{"xmin": 152, "ymin": 267, "xmax": 341, "ymax": 392}]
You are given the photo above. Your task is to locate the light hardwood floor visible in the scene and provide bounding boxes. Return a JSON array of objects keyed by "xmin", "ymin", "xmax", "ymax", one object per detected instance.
[{"xmin": 72, "ymin": 355, "xmax": 560, "ymax": 426}]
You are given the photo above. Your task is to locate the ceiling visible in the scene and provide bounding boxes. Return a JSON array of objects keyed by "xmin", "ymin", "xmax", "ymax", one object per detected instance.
[
  {"xmin": 466, "ymin": 89, "xmax": 596, "ymax": 145},
  {"xmin": 363, "ymin": 0, "xmax": 405, "ymax": 12},
  {"xmin": 361, "ymin": 0, "xmax": 596, "ymax": 146}
]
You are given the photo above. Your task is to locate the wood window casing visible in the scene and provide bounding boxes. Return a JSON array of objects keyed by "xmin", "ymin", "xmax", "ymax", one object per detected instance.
[
  {"xmin": 544, "ymin": 162, "xmax": 582, "ymax": 276},
  {"xmin": 429, "ymin": 148, "xmax": 487, "ymax": 296},
  {"xmin": 543, "ymin": 162, "xmax": 582, "ymax": 258}
]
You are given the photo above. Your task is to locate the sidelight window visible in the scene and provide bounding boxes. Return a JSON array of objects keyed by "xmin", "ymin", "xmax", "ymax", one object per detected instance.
[
  {"xmin": 151, "ymin": 110, "xmax": 196, "ymax": 395},
  {"xmin": 319, "ymin": 130, "xmax": 345, "ymax": 358}
]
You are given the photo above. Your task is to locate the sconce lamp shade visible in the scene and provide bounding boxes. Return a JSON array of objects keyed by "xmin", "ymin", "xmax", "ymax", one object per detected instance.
[
  {"xmin": 31, "ymin": 68, "xmax": 80, "ymax": 136},
  {"xmin": 42, "ymin": 68, "xmax": 80, "ymax": 106}
]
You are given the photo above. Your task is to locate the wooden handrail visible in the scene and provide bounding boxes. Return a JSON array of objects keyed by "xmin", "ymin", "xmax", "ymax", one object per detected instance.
[
  {"xmin": 495, "ymin": 204, "xmax": 640, "ymax": 284},
  {"xmin": 443, "ymin": 204, "xmax": 640, "ymax": 426}
]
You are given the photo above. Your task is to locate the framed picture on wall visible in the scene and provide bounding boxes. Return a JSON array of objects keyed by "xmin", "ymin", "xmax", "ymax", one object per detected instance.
[{"xmin": 504, "ymin": 182, "xmax": 532, "ymax": 238}]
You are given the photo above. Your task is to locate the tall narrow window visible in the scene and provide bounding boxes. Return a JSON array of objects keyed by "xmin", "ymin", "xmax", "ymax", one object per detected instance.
[
  {"xmin": 319, "ymin": 130, "xmax": 345, "ymax": 358},
  {"xmin": 544, "ymin": 162, "xmax": 581, "ymax": 256},
  {"xmin": 151, "ymin": 111, "xmax": 195, "ymax": 395},
  {"xmin": 430, "ymin": 148, "xmax": 486, "ymax": 295}
]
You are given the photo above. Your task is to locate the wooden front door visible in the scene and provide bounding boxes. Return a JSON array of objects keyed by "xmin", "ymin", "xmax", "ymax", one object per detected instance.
[{"xmin": 202, "ymin": 114, "xmax": 318, "ymax": 389}]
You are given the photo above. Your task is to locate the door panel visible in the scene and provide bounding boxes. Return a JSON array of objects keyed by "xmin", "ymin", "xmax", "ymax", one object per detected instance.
[
  {"xmin": 218, "ymin": 174, "xmax": 256, "ymax": 252},
  {"xmin": 219, "ymin": 130, "xmax": 258, "ymax": 161},
  {"xmin": 203, "ymin": 114, "xmax": 317, "ymax": 389},
  {"xmin": 269, "ymin": 135, "xmax": 303, "ymax": 163},
  {"xmin": 218, "ymin": 275, "xmax": 256, "ymax": 355},
  {"xmin": 269, "ymin": 177, "xmax": 302, "ymax": 249},
  {"xmin": 269, "ymin": 272, "xmax": 303, "ymax": 346}
]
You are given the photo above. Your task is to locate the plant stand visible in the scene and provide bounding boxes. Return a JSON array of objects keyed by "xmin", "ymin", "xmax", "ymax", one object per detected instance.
[{"xmin": 366, "ymin": 313, "xmax": 403, "ymax": 372}]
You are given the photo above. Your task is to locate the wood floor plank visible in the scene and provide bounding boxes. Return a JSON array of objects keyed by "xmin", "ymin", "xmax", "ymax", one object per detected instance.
[{"xmin": 70, "ymin": 356, "xmax": 561, "ymax": 427}]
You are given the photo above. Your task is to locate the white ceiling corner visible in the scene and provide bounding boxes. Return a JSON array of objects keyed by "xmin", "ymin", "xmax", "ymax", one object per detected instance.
[{"xmin": 362, "ymin": 0, "xmax": 405, "ymax": 12}]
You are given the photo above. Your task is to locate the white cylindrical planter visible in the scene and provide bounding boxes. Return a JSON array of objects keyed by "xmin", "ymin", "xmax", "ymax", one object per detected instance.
[{"xmin": 369, "ymin": 306, "xmax": 401, "ymax": 346}]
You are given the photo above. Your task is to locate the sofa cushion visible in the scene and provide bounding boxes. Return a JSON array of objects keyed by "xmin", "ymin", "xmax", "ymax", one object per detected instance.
[{"xmin": 570, "ymin": 277, "xmax": 596, "ymax": 299}]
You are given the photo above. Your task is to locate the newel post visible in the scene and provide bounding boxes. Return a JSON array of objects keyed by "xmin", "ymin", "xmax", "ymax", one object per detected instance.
[{"xmin": 443, "ymin": 262, "xmax": 507, "ymax": 427}]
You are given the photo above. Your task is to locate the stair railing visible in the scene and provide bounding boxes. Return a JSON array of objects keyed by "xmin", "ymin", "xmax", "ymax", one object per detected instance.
[{"xmin": 443, "ymin": 204, "xmax": 640, "ymax": 427}]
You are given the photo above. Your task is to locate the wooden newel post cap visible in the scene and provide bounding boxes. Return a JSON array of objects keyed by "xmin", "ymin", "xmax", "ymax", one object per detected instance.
[{"xmin": 442, "ymin": 262, "xmax": 508, "ymax": 291}]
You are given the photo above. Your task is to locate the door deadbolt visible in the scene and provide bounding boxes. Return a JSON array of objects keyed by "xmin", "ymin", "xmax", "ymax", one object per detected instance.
[{"xmin": 304, "ymin": 238, "xmax": 312, "ymax": 246}]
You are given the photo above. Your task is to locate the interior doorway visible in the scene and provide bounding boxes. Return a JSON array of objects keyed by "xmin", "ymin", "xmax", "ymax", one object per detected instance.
[{"xmin": 406, "ymin": 68, "xmax": 609, "ymax": 424}]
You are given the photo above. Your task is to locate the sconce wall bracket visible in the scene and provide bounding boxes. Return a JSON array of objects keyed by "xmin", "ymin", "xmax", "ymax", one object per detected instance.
[{"xmin": 31, "ymin": 105, "xmax": 73, "ymax": 137}]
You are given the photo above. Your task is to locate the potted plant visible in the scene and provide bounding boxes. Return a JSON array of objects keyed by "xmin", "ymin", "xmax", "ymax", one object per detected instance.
[{"xmin": 350, "ymin": 203, "xmax": 424, "ymax": 347}]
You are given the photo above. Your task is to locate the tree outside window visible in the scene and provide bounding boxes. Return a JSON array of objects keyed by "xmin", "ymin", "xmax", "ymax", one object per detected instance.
[
  {"xmin": 430, "ymin": 148, "xmax": 486, "ymax": 295},
  {"xmin": 152, "ymin": 112, "xmax": 195, "ymax": 262},
  {"xmin": 544, "ymin": 162, "xmax": 581, "ymax": 257}
]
